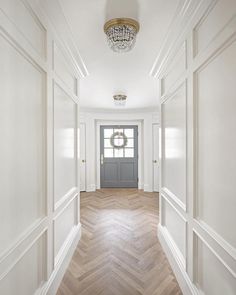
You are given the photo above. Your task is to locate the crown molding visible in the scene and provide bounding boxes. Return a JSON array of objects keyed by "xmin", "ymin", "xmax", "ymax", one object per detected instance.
[
  {"xmin": 31, "ymin": 0, "xmax": 89, "ymax": 78},
  {"xmin": 149, "ymin": 0, "xmax": 212, "ymax": 78}
]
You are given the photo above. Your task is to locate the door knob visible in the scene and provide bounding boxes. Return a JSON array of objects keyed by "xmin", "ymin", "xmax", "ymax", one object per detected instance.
[
  {"xmin": 153, "ymin": 160, "xmax": 157, "ymax": 163},
  {"xmin": 82, "ymin": 159, "xmax": 86, "ymax": 163}
]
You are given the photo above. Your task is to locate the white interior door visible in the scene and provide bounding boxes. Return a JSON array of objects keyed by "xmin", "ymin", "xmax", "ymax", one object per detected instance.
[
  {"xmin": 80, "ymin": 123, "xmax": 86, "ymax": 191},
  {"xmin": 153, "ymin": 124, "xmax": 159, "ymax": 192}
]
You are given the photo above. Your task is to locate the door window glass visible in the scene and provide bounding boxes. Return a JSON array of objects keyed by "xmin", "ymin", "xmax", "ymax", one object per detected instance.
[
  {"xmin": 104, "ymin": 148, "xmax": 113, "ymax": 157},
  {"xmin": 124, "ymin": 148, "xmax": 134, "ymax": 158},
  {"xmin": 104, "ymin": 139, "xmax": 112, "ymax": 148},
  {"xmin": 124, "ymin": 129, "xmax": 134, "ymax": 138},
  {"xmin": 104, "ymin": 128, "xmax": 113, "ymax": 138},
  {"xmin": 114, "ymin": 148, "xmax": 124, "ymax": 158},
  {"xmin": 126, "ymin": 138, "xmax": 134, "ymax": 147},
  {"xmin": 103, "ymin": 127, "xmax": 135, "ymax": 158}
]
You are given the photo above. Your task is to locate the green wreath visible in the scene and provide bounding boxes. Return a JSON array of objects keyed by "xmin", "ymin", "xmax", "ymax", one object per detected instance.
[{"xmin": 110, "ymin": 131, "xmax": 128, "ymax": 149}]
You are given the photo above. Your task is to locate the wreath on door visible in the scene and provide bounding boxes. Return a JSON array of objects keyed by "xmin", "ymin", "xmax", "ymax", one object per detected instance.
[{"xmin": 110, "ymin": 131, "xmax": 128, "ymax": 149}]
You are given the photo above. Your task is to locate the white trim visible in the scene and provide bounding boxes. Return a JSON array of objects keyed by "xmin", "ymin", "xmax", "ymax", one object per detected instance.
[
  {"xmin": 40, "ymin": 224, "xmax": 81, "ymax": 295},
  {"xmin": 161, "ymin": 187, "xmax": 187, "ymax": 213},
  {"xmin": 0, "ymin": 228, "xmax": 47, "ymax": 281},
  {"xmin": 149, "ymin": 0, "xmax": 214, "ymax": 78},
  {"xmin": 80, "ymin": 111, "xmax": 158, "ymax": 193},
  {"xmin": 29, "ymin": 0, "xmax": 88, "ymax": 78},
  {"xmin": 158, "ymin": 224, "xmax": 199, "ymax": 295},
  {"xmin": 54, "ymin": 188, "xmax": 78, "ymax": 212},
  {"xmin": 87, "ymin": 184, "xmax": 97, "ymax": 192},
  {"xmin": 193, "ymin": 229, "xmax": 236, "ymax": 279}
]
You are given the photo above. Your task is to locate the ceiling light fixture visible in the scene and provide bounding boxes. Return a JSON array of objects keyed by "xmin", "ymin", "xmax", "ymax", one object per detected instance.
[
  {"xmin": 104, "ymin": 18, "xmax": 140, "ymax": 53},
  {"xmin": 113, "ymin": 94, "xmax": 127, "ymax": 106}
]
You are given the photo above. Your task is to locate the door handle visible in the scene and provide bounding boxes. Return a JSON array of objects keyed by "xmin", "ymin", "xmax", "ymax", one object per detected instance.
[
  {"xmin": 82, "ymin": 159, "xmax": 86, "ymax": 163},
  {"xmin": 101, "ymin": 154, "xmax": 104, "ymax": 165},
  {"xmin": 153, "ymin": 160, "xmax": 157, "ymax": 163}
]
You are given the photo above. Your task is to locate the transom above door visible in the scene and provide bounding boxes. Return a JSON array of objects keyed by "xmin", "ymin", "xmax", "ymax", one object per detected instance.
[{"xmin": 100, "ymin": 125, "xmax": 138, "ymax": 188}]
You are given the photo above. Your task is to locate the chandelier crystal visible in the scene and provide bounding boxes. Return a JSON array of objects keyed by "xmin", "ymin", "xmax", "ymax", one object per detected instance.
[
  {"xmin": 104, "ymin": 18, "xmax": 140, "ymax": 53},
  {"xmin": 113, "ymin": 94, "xmax": 127, "ymax": 106}
]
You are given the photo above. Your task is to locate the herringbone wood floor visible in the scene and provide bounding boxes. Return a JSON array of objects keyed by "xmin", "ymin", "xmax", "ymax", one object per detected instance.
[{"xmin": 57, "ymin": 189, "xmax": 182, "ymax": 295}]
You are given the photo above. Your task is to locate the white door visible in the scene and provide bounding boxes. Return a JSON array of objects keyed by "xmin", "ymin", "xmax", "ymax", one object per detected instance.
[
  {"xmin": 153, "ymin": 124, "xmax": 159, "ymax": 192},
  {"xmin": 80, "ymin": 123, "xmax": 86, "ymax": 191}
]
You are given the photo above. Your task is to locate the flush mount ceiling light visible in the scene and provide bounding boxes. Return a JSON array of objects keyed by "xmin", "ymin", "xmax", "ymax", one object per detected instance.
[
  {"xmin": 113, "ymin": 94, "xmax": 127, "ymax": 106},
  {"xmin": 104, "ymin": 18, "xmax": 140, "ymax": 53}
]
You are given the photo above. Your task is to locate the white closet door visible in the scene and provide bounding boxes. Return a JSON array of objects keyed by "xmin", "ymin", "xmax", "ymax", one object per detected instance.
[
  {"xmin": 153, "ymin": 124, "xmax": 159, "ymax": 192},
  {"xmin": 80, "ymin": 123, "xmax": 86, "ymax": 191}
]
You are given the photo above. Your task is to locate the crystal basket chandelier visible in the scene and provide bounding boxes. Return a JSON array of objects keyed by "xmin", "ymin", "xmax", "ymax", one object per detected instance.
[
  {"xmin": 104, "ymin": 18, "xmax": 140, "ymax": 53},
  {"xmin": 113, "ymin": 94, "xmax": 127, "ymax": 106}
]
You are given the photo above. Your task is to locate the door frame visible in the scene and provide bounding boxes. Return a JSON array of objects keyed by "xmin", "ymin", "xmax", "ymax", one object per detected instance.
[{"xmin": 96, "ymin": 120, "xmax": 143, "ymax": 190}]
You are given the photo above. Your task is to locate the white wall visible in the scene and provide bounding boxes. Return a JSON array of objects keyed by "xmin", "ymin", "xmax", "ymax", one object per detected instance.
[
  {"xmin": 80, "ymin": 110, "xmax": 159, "ymax": 192},
  {"xmin": 151, "ymin": 0, "xmax": 236, "ymax": 294},
  {"xmin": 0, "ymin": 1, "xmax": 86, "ymax": 294}
]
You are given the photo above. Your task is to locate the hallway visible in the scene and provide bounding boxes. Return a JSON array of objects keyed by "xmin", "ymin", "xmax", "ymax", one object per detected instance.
[
  {"xmin": 1, "ymin": 0, "xmax": 236, "ymax": 294},
  {"xmin": 57, "ymin": 189, "xmax": 182, "ymax": 295}
]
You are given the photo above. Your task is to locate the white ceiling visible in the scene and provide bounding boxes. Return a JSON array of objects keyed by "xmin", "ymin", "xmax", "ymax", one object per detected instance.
[{"xmin": 56, "ymin": 0, "xmax": 179, "ymax": 110}]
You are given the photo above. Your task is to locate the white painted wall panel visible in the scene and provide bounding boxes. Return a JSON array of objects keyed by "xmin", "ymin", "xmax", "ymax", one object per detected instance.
[
  {"xmin": 54, "ymin": 199, "xmax": 76, "ymax": 258},
  {"xmin": 0, "ymin": 233, "xmax": 46, "ymax": 295},
  {"xmin": 162, "ymin": 83, "xmax": 186, "ymax": 205},
  {"xmin": 163, "ymin": 198, "xmax": 186, "ymax": 260},
  {"xmin": 54, "ymin": 83, "xmax": 77, "ymax": 205},
  {"xmin": 196, "ymin": 40, "xmax": 236, "ymax": 248},
  {"xmin": 157, "ymin": 1, "xmax": 236, "ymax": 293},
  {"xmin": 195, "ymin": 234, "xmax": 236, "ymax": 295},
  {"xmin": 0, "ymin": 33, "xmax": 45, "ymax": 255},
  {"xmin": 0, "ymin": 0, "xmax": 46, "ymax": 57},
  {"xmin": 194, "ymin": 0, "xmax": 236, "ymax": 55},
  {"xmin": 0, "ymin": 0, "xmax": 82, "ymax": 294}
]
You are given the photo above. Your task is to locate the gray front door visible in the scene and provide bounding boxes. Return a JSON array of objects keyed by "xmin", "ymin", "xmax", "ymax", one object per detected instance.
[{"xmin": 100, "ymin": 125, "xmax": 138, "ymax": 188}]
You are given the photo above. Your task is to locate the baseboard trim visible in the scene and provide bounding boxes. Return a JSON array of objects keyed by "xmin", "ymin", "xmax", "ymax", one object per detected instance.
[
  {"xmin": 144, "ymin": 184, "xmax": 153, "ymax": 192},
  {"xmin": 40, "ymin": 224, "xmax": 81, "ymax": 295},
  {"xmin": 138, "ymin": 182, "xmax": 144, "ymax": 190},
  {"xmin": 158, "ymin": 224, "xmax": 198, "ymax": 295},
  {"xmin": 86, "ymin": 184, "xmax": 96, "ymax": 192}
]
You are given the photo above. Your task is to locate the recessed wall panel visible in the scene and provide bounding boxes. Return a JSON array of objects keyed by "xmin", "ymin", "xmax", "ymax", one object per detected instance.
[
  {"xmin": 120, "ymin": 162, "xmax": 135, "ymax": 181},
  {"xmin": 104, "ymin": 162, "xmax": 118, "ymax": 181},
  {"xmin": 54, "ymin": 83, "xmax": 77, "ymax": 205},
  {"xmin": 0, "ymin": 233, "xmax": 46, "ymax": 295},
  {"xmin": 194, "ymin": 234, "xmax": 236, "ymax": 295},
  {"xmin": 194, "ymin": 0, "xmax": 236, "ymax": 55},
  {"xmin": 162, "ymin": 83, "xmax": 186, "ymax": 205},
  {"xmin": 163, "ymin": 198, "xmax": 186, "ymax": 260},
  {"xmin": 54, "ymin": 199, "xmax": 76, "ymax": 258},
  {"xmin": 0, "ymin": 34, "xmax": 46, "ymax": 255},
  {"xmin": 196, "ymin": 40, "xmax": 236, "ymax": 248},
  {"xmin": 0, "ymin": 0, "xmax": 46, "ymax": 58}
]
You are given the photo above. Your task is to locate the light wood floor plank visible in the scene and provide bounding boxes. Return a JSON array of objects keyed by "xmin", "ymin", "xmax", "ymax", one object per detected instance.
[{"xmin": 57, "ymin": 189, "xmax": 182, "ymax": 295}]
